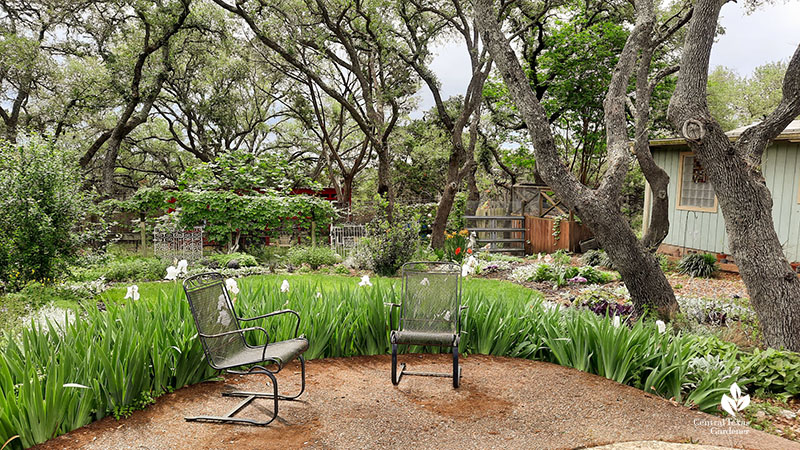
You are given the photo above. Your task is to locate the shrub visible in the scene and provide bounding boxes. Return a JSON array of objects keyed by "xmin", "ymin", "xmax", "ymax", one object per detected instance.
[
  {"xmin": 363, "ymin": 220, "xmax": 419, "ymax": 276},
  {"xmin": 678, "ymin": 253, "xmax": 718, "ymax": 278},
  {"xmin": 0, "ymin": 135, "xmax": 87, "ymax": 286},
  {"xmin": 657, "ymin": 253, "xmax": 677, "ymax": 273},
  {"xmin": 551, "ymin": 249, "xmax": 571, "ymax": 266},
  {"xmin": 476, "ymin": 259, "xmax": 512, "ymax": 274},
  {"xmin": 342, "ymin": 243, "xmax": 374, "ymax": 271},
  {"xmin": 482, "ymin": 253, "xmax": 524, "ymax": 263},
  {"xmin": 287, "ymin": 246, "xmax": 340, "ymax": 269},
  {"xmin": 740, "ymin": 348, "xmax": 800, "ymax": 399},
  {"xmin": 580, "ymin": 249, "xmax": 613, "ymax": 269},
  {"xmin": 574, "ymin": 287, "xmax": 635, "ymax": 318},
  {"xmin": 102, "ymin": 257, "xmax": 171, "ymax": 282},
  {"xmin": 206, "ymin": 252, "xmax": 258, "ymax": 268},
  {"xmin": 246, "ymin": 245, "xmax": 288, "ymax": 266},
  {"xmin": 676, "ymin": 296, "xmax": 756, "ymax": 326}
]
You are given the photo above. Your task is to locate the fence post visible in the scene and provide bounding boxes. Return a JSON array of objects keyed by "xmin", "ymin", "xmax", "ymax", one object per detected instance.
[{"xmin": 140, "ymin": 213, "xmax": 146, "ymax": 254}]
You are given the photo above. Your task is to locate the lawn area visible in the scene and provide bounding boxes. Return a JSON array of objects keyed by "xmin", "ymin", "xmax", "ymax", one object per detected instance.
[{"xmin": 99, "ymin": 273, "xmax": 539, "ymax": 306}]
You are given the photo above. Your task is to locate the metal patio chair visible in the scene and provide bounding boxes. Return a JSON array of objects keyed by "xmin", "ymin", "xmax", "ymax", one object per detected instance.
[
  {"xmin": 387, "ymin": 261, "xmax": 466, "ymax": 388},
  {"xmin": 183, "ymin": 272, "xmax": 308, "ymax": 426}
]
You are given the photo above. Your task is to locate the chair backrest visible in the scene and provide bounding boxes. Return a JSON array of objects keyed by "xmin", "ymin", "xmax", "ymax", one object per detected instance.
[
  {"xmin": 400, "ymin": 262, "xmax": 462, "ymax": 334},
  {"xmin": 183, "ymin": 273, "xmax": 246, "ymax": 369}
]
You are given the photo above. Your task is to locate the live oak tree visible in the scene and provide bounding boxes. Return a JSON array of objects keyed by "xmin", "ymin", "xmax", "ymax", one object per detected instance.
[
  {"xmin": 707, "ymin": 61, "xmax": 788, "ymax": 131},
  {"xmin": 212, "ymin": 0, "xmax": 419, "ymax": 219},
  {"xmin": 278, "ymin": 75, "xmax": 375, "ymax": 208},
  {"xmin": 667, "ymin": 0, "xmax": 800, "ymax": 350},
  {"xmin": 475, "ymin": 0, "xmax": 687, "ymax": 317},
  {"xmin": 0, "ymin": 0, "xmax": 96, "ymax": 142},
  {"xmin": 482, "ymin": 0, "xmax": 629, "ymax": 189},
  {"xmin": 385, "ymin": 0, "xmax": 492, "ymax": 248},
  {"xmin": 77, "ymin": 0, "xmax": 192, "ymax": 195},
  {"xmin": 155, "ymin": 7, "xmax": 287, "ymax": 164}
]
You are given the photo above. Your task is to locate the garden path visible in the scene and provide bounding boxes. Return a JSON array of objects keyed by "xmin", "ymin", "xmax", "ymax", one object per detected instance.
[{"xmin": 34, "ymin": 355, "xmax": 795, "ymax": 450}]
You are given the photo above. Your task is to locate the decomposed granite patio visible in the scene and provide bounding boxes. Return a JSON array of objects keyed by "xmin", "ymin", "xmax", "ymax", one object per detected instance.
[{"xmin": 34, "ymin": 354, "xmax": 799, "ymax": 450}]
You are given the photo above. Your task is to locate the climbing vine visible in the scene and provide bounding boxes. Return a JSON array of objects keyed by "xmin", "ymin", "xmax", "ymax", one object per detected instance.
[
  {"xmin": 116, "ymin": 189, "xmax": 338, "ymax": 244},
  {"xmin": 552, "ymin": 214, "xmax": 567, "ymax": 241}
]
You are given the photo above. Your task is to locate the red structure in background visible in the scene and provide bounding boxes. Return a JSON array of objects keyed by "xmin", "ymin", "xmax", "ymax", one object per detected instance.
[
  {"xmin": 263, "ymin": 187, "xmax": 346, "ymax": 246},
  {"xmin": 290, "ymin": 187, "xmax": 343, "ymax": 204}
]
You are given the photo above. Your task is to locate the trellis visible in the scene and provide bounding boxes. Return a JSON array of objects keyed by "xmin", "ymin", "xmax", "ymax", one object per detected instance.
[
  {"xmin": 330, "ymin": 224, "xmax": 368, "ymax": 257},
  {"xmin": 154, "ymin": 226, "xmax": 204, "ymax": 261}
]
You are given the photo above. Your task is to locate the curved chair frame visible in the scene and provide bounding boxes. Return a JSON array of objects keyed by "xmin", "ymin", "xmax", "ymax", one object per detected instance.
[{"xmin": 183, "ymin": 272, "xmax": 307, "ymax": 426}]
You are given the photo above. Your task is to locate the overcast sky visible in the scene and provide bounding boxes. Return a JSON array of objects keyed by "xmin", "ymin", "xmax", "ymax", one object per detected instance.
[{"xmin": 412, "ymin": 1, "xmax": 800, "ymax": 118}]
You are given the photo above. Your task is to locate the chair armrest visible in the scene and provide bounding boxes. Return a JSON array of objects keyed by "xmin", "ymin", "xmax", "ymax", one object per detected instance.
[
  {"xmin": 238, "ymin": 309, "xmax": 302, "ymax": 338},
  {"xmin": 200, "ymin": 326, "xmax": 272, "ymax": 361},
  {"xmin": 384, "ymin": 303, "xmax": 400, "ymax": 332}
]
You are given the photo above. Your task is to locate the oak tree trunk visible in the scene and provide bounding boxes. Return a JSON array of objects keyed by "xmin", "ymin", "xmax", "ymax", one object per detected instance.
[
  {"xmin": 667, "ymin": 0, "xmax": 800, "ymax": 350},
  {"xmin": 476, "ymin": 0, "xmax": 679, "ymax": 318}
]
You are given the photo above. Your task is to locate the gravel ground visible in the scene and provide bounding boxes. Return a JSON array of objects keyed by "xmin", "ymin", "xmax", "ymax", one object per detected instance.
[{"xmin": 35, "ymin": 354, "xmax": 796, "ymax": 450}]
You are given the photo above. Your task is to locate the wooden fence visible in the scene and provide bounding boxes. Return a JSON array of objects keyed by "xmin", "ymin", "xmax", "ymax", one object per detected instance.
[
  {"xmin": 525, "ymin": 216, "xmax": 593, "ymax": 254},
  {"xmin": 464, "ymin": 216, "xmax": 525, "ymax": 253}
]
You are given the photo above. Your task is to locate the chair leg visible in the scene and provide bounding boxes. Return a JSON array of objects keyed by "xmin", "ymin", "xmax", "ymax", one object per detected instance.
[
  {"xmin": 225, "ymin": 356, "xmax": 307, "ymax": 401},
  {"xmin": 185, "ymin": 371, "xmax": 279, "ymax": 426},
  {"xmin": 391, "ymin": 343, "xmax": 405, "ymax": 385},
  {"xmin": 452, "ymin": 345, "xmax": 460, "ymax": 389}
]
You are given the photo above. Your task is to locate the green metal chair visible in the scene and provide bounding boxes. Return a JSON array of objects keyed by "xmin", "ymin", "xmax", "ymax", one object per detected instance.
[
  {"xmin": 387, "ymin": 261, "xmax": 466, "ymax": 388},
  {"xmin": 183, "ymin": 272, "xmax": 307, "ymax": 426}
]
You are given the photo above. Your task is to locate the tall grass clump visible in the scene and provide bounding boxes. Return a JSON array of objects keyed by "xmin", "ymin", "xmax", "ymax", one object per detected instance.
[{"xmin": 0, "ymin": 285, "xmax": 215, "ymax": 449}]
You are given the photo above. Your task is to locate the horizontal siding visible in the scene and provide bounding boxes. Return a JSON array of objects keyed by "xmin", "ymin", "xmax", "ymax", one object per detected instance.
[{"xmin": 654, "ymin": 142, "xmax": 800, "ymax": 261}]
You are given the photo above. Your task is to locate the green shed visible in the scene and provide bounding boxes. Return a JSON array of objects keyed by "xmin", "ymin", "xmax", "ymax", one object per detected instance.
[{"xmin": 643, "ymin": 120, "xmax": 800, "ymax": 269}]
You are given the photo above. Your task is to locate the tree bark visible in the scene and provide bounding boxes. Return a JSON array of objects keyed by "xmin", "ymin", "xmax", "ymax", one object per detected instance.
[
  {"xmin": 667, "ymin": 0, "xmax": 800, "ymax": 350},
  {"xmin": 475, "ymin": 0, "xmax": 678, "ymax": 318}
]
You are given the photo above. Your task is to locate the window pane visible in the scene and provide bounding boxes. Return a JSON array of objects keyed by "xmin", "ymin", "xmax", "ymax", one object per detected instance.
[{"xmin": 680, "ymin": 155, "xmax": 715, "ymax": 209}]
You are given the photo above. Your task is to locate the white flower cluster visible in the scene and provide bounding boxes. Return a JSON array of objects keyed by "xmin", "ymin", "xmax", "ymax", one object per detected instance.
[
  {"xmin": 509, "ymin": 264, "xmax": 546, "ymax": 282},
  {"xmin": 62, "ymin": 276, "xmax": 108, "ymax": 296},
  {"xmin": 21, "ymin": 304, "xmax": 76, "ymax": 334},
  {"xmin": 676, "ymin": 295, "xmax": 755, "ymax": 324},
  {"xmin": 165, "ymin": 259, "xmax": 189, "ymax": 280}
]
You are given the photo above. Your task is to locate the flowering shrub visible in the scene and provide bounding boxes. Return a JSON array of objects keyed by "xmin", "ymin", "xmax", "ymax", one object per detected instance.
[{"xmin": 0, "ymin": 135, "xmax": 87, "ymax": 287}]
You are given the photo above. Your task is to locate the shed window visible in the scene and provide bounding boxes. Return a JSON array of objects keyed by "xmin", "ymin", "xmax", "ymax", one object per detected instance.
[{"xmin": 677, "ymin": 153, "xmax": 717, "ymax": 212}]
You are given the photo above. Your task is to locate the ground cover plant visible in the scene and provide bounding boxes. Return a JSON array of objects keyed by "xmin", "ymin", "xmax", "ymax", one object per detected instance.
[{"xmin": 1, "ymin": 274, "xmax": 792, "ymax": 448}]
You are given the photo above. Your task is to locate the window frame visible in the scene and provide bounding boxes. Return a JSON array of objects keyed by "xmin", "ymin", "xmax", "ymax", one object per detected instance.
[{"xmin": 676, "ymin": 151, "xmax": 718, "ymax": 213}]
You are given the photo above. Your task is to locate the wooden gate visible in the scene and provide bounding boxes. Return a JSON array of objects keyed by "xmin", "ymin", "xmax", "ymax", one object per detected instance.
[{"xmin": 464, "ymin": 216, "xmax": 525, "ymax": 254}]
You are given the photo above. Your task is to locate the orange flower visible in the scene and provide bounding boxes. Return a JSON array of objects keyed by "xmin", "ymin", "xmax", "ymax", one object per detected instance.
[
  {"xmin": 455, "ymin": 247, "xmax": 461, "ymax": 255},
  {"xmin": 467, "ymin": 248, "xmax": 473, "ymax": 254}
]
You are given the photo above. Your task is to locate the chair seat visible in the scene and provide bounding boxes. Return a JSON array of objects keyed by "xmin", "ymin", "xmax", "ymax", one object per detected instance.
[
  {"xmin": 217, "ymin": 337, "xmax": 309, "ymax": 370},
  {"xmin": 391, "ymin": 330, "xmax": 456, "ymax": 347}
]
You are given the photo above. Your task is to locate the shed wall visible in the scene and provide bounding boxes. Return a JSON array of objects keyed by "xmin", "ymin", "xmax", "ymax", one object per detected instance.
[{"xmin": 652, "ymin": 141, "xmax": 800, "ymax": 261}]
